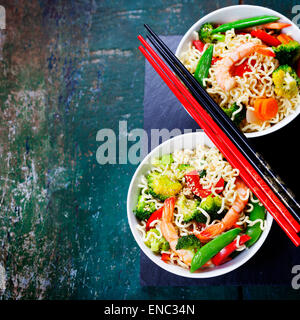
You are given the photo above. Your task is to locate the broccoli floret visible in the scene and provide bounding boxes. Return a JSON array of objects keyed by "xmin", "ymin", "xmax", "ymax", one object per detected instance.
[
  {"xmin": 213, "ymin": 195, "xmax": 223, "ymax": 209},
  {"xmin": 273, "ymin": 41, "xmax": 300, "ymax": 66},
  {"xmin": 134, "ymin": 195, "xmax": 156, "ymax": 221},
  {"xmin": 176, "ymin": 194, "xmax": 200, "ymax": 222},
  {"xmin": 198, "ymin": 23, "xmax": 225, "ymax": 43},
  {"xmin": 144, "ymin": 229, "xmax": 170, "ymax": 253},
  {"xmin": 272, "ymin": 65, "xmax": 300, "ymax": 99},
  {"xmin": 200, "ymin": 194, "xmax": 222, "ymax": 213},
  {"xmin": 222, "ymin": 102, "xmax": 246, "ymax": 126},
  {"xmin": 175, "ymin": 235, "xmax": 201, "ymax": 254},
  {"xmin": 196, "ymin": 195, "xmax": 225, "ymax": 223},
  {"xmin": 152, "ymin": 154, "xmax": 174, "ymax": 167},
  {"xmin": 147, "ymin": 171, "xmax": 182, "ymax": 201}
]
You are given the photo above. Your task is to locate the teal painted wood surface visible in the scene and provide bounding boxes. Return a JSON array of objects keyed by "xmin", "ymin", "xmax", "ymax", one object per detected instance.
[{"xmin": 0, "ymin": 0, "xmax": 299, "ymax": 299}]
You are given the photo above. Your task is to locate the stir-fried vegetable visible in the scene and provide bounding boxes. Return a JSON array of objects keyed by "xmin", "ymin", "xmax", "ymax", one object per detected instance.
[
  {"xmin": 211, "ymin": 234, "xmax": 251, "ymax": 266},
  {"xmin": 250, "ymin": 29, "xmax": 281, "ymax": 46},
  {"xmin": 200, "ymin": 195, "xmax": 222, "ymax": 214},
  {"xmin": 196, "ymin": 195, "xmax": 225, "ymax": 223},
  {"xmin": 272, "ymin": 65, "xmax": 300, "ymax": 99},
  {"xmin": 245, "ymin": 200, "xmax": 266, "ymax": 247},
  {"xmin": 212, "ymin": 15, "xmax": 279, "ymax": 34},
  {"xmin": 277, "ymin": 33, "xmax": 294, "ymax": 44},
  {"xmin": 185, "ymin": 170, "xmax": 224, "ymax": 198},
  {"xmin": 176, "ymin": 235, "xmax": 202, "ymax": 253},
  {"xmin": 253, "ymin": 98, "xmax": 279, "ymax": 121},
  {"xmin": 134, "ymin": 195, "xmax": 157, "ymax": 221},
  {"xmin": 147, "ymin": 171, "xmax": 182, "ymax": 201},
  {"xmin": 145, "ymin": 206, "xmax": 164, "ymax": 231},
  {"xmin": 144, "ymin": 229, "xmax": 170, "ymax": 253},
  {"xmin": 161, "ymin": 253, "xmax": 170, "ymax": 262},
  {"xmin": 194, "ymin": 44, "xmax": 214, "ymax": 87},
  {"xmin": 222, "ymin": 102, "xmax": 246, "ymax": 126},
  {"xmin": 176, "ymin": 194, "xmax": 200, "ymax": 223},
  {"xmin": 185, "ymin": 170, "xmax": 210, "ymax": 198},
  {"xmin": 193, "ymin": 40, "xmax": 205, "ymax": 52},
  {"xmin": 233, "ymin": 59, "xmax": 255, "ymax": 77},
  {"xmin": 198, "ymin": 23, "xmax": 225, "ymax": 43},
  {"xmin": 190, "ymin": 228, "xmax": 241, "ymax": 272},
  {"xmin": 273, "ymin": 40, "xmax": 300, "ymax": 65}
]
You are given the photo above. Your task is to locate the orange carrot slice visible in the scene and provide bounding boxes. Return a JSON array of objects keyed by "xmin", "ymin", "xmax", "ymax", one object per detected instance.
[
  {"xmin": 254, "ymin": 98, "xmax": 278, "ymax": 121},
  {"xmin": 277, "ymin": 34, "xmax": 294, "ymax": 44}
]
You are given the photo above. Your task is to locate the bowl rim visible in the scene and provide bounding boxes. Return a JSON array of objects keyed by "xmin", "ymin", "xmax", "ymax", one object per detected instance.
[
  {"xmin": 127, "ymin": 131, "xmax": 273, "ymax": 278},
  {"xmin": 175, "ymin": 4, "xmax": 300, "ymax": 139}
]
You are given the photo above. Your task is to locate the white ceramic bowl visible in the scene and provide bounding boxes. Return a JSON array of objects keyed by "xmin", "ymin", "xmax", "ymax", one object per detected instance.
[
  {"xmin": 127, "ymin": 132, "xmax": 273, "ymax": 278},
  {"xmin": 175, "ymin": 5, "xmax": 300, "ymax": 138}
]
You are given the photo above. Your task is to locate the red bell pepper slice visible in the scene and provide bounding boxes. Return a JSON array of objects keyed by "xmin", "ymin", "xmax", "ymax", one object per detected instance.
[
  {"xmin": 211, "ymin": 234, "xmax": 251, "ymax": 266},
  {"xmin": 250, "ymin": 29, "xmax": 281, "ymax": 47},
  {"xmin": 193, "ymin": 40, "xmax": 205, "ymax": 52},
  {"xmin": 161, "ymin": 253, "xmax": 170, "ymax": 263},
  {"xmin": 214, "ymin": 177, "xmax": 225, "ymax": 193},
  {"xmin": 185, "ymin": 171, "xmax": 224, "ymax": 198},
  {"xmin": 185, "ymin": 170, "xmax": 210, "ymax": 198},
  {"xmin": 146, "ymin": 206, "xmax": 164, "ymax": 231},
  {"xmin": 233, "ymin": 59, "xmax": 257, "ymax": 77}
]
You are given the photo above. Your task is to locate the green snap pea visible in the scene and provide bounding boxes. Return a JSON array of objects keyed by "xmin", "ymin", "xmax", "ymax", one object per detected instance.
[
  {"xmin": 211, "ymin": 33, "xmax": 225, "ymax": 42},
  {"xmin": 212, "ymin": 15, "xmax": 279, "ymax": 34},
  {"xmin": 245, "ymin": 200, "xmax": 266, "ymax": 247},
  {"xmin": 194, "ymin": 44, "xmax": 213, "ymax": 87},
  {"xmin": 190, "ymin": 228, "xmax": 241, "ymax": 272}
]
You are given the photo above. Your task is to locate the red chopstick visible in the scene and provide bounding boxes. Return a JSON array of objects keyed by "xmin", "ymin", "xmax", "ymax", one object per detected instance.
[{"xmin": 138, "ymin": 37, "xmax": 300, "ymax": 246}]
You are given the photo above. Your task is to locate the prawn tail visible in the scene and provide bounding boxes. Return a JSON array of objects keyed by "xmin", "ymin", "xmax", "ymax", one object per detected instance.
[
  {"xmin": 194, "ymin": 222, "xmax": 225, "ymax": 241},
  {"xmin": 256, "ymin": 45, "xmax": 275, "ymax": 57},
  {"xmin": 177, "ymin": 249, "xmax": 193, "ymax": 266}
]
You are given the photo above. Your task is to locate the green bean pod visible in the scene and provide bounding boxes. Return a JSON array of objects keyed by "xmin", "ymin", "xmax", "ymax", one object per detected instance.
[
  {"xmin": 245, "ymin": 201, "xmax": 266, "ymax": 247},
  {"xmin": 194, "ymin": 44, "xmax": 213, "ymax": 87},
  {"xmin": 212, "ymin": 15, "xmax": 279, "ymax": 34},
  {"xmin": 190, "ymin": 228, "xmax": 241, "ymax": 272}
]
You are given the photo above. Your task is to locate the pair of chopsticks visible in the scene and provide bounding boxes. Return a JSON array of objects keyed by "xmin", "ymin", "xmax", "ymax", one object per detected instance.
[{"xmin": 138, "ymin": 26, "xmax": 300, "ymax": 246}]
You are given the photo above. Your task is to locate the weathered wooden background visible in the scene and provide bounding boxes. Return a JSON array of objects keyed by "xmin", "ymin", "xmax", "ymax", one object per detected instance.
[{"xmin": 0, "ymin": 0, "xmax": 299, "ymax": 299}]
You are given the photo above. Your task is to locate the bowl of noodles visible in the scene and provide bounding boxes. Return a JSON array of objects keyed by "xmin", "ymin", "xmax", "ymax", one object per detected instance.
[
  {"xmin": 175, "ymin": 5, "xmax": 300, "ymax": 137},
  {"xmin": 127, "ymin": 132, "xmax": 273, "ymax": 278}
]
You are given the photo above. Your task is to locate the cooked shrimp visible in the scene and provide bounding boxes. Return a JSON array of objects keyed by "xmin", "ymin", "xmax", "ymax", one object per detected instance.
[
  {"xmin": 161, "ymin": 197, "xmax": 194, "ymax": 266},
  {"xmin": 195, "ymin": 178, "xmax": 249, "ymax": 241},
  {"xmin": 215, "ymin": 43, "xmax": 274, "ymax": 91}
]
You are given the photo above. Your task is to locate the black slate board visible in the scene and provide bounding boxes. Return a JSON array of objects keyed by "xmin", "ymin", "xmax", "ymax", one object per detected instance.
[{"xmin": 141, "ymin": 36, "xmax": 300, "ymax": 286}]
